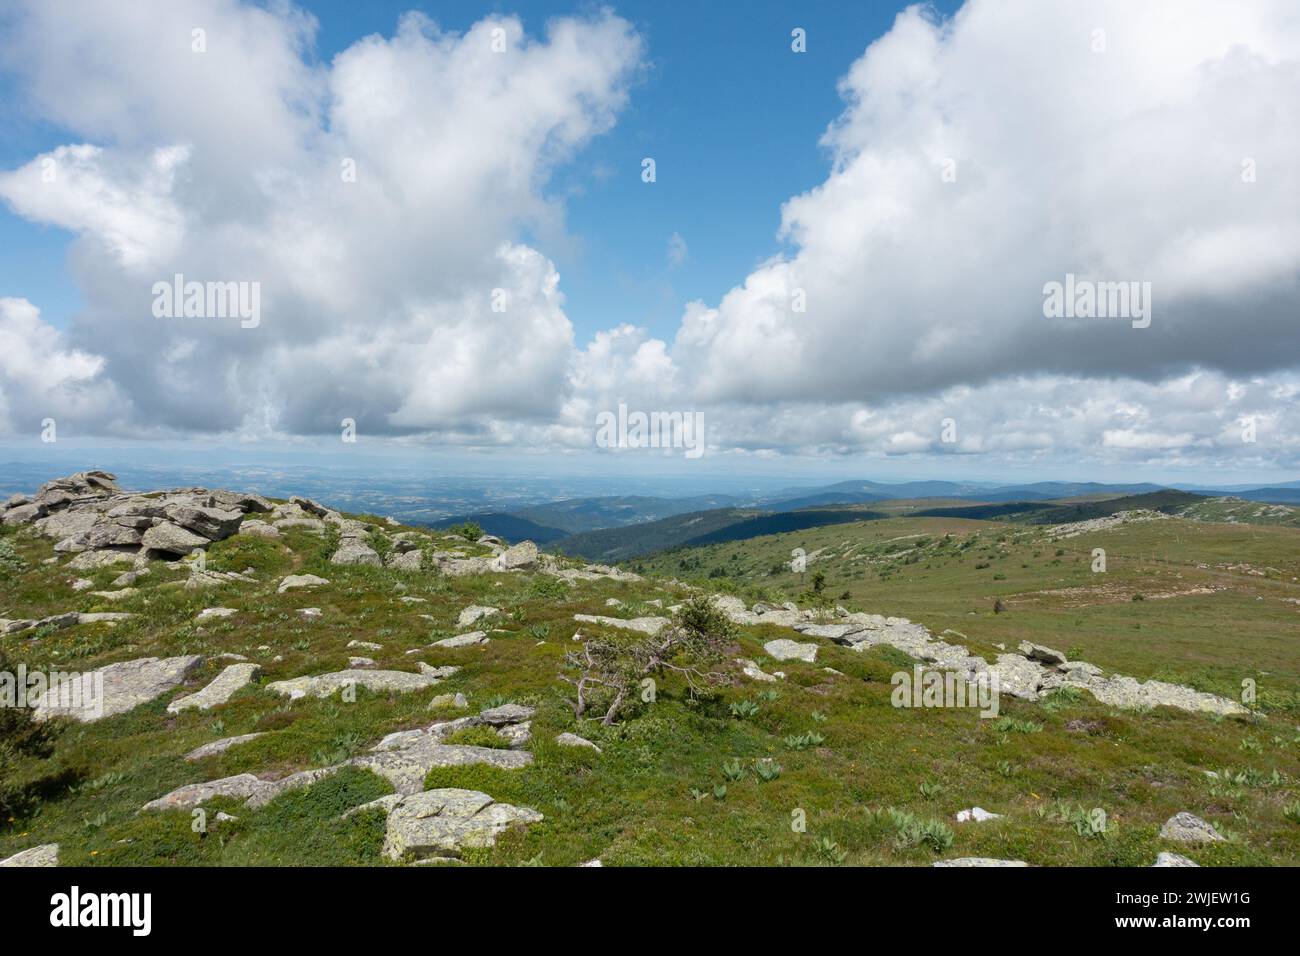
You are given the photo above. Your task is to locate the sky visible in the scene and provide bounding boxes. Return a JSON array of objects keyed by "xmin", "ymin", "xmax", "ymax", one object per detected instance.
[{"xmin": 0, "ymin": 0, "xmax": 1296, "ymax": 487}]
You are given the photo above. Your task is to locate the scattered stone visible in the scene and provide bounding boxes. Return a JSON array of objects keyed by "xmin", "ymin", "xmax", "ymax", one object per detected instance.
[
  {"xmin": 196, "ymin": 607, "xmax": 238, "ymax": 620},
  {"xmin": 266, "ymin": 669, "xmax": 443, "ymax": 700},
  {"xmin": 477, "ymin": 704, "xmax": 535, "ymax": 726},
  {"xmin": 348, "ymin": 657, "xmax": 376, "ymax": 669},
  {"xmin": 70, "ymin": 577, "xmax": 94, "ymax": 591},
  {"xmin": 496, "ymin": 540, "xmax": 539, "ymax": 570},
  {"xmin": 142, "ymin": 768, "xmax": 341, "ymax": 813},
  {"xmin": 933, "ymin": 857, "xmax": 1028, "ymax": 867},
  {"xmin": 184, "ymin": 733, "xmax": 266, "ymax": 761},
  {"xmin": 378, "ymin": 789, "xmax": 543, "ymax": 861},
  {"xmin": 331, "ymin": 540, "xmax": 381, "ymax": 566},
  {"xmin": 141, "ymin": 521, "xmax": 210, "ymax": 555},
  {"xmin": 457, "ymin": 605, "xmax": 499, "ymax": 628},
  {"xmin": 955, "ymin": 807, "xmax": 1003, "ymax": 823},
  {"xmin": 737, "ymin": 658, "xmax": 781, "ymax": 682},
  {"xmin": 238, "ymin": 519, "xmax": 280, "ymax": 539},
  {"xmin": 573, "ymin": 614, "xmax": 670, "ymax": 635},
  {"xmin": 430, "ymin": 631, "xmax": 488, "ymax": 649},
  {"xmin": 77, "ymin": 612, "xmax": 132, "ymax": 625},
  {"xmin": 297, "ymin": 607, "xmax": 322, "ymax": 621},
  {"xmin": 1159, "ymin": 812, "xmax": 1224, "ymax": 844},
  {"xmin": 763, "ymin": 639, "xmax": 818, "ymax": 663},
  {"xmin": 1018, "ymin": 641, "xmax": 1068, "ymax": 666},
  {"xmin": 278, "ymin": 574, "xmax": 329, "ymax": 593},
  {"xmin": 556, "ymin": 732, "xmax": 601, "ymax": 753},
  {"xmin": 0, "ymin": 844, "xmax": 59, "ymax": 867},
  {"xmin": 167, "ymin": 663, "xmax": 260, "ymax": 713},
  {"xmin": 417, "ymin": 664, "xmax": 461, "ymax": 679},
  {"xmin": 32, "ymin": 655, "xmax": 203, "ymax": 722},
  {"xmin": 1153, "ymin": 851, "xmax": 1200, "ymax": 867},
  {"xmin": 347, "ymin": 640, "xmax": 382, "ymax": 651},
  {"xmin": 89, "ymin": 588, "xmax": 137, "ymax": 602}
]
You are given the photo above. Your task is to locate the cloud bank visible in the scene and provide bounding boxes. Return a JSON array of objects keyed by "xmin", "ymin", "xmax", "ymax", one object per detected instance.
[{"xmin": 0, "ymin": 0, "xmax": 1297, "ymax": 472}]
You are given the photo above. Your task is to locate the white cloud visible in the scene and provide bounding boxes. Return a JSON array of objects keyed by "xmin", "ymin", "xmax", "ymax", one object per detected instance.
[
  {"xmin": 0, "ymin": 0, "xmax": 1296, "ymax": 476},
  {"xmin": 669, "ymin": 0, "xmax": 1300, "ymax": 405},
  {"xmin": 0, "ymin": 1, "xmax": 642, "ymax": 438},
  {"xmin": 0, "ymin": 298, "xmax": 125, "ymax": 435}
]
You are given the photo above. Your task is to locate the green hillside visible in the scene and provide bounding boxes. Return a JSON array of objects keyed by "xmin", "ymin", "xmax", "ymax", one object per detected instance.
[{"xmin": 3, "ymin": 480, "xmax": 1298, "ymax": 868}]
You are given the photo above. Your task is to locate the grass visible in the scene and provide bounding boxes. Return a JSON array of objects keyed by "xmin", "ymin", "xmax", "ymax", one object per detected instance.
[{"xmin": 1, "ymin": 506, "xmax": 1298, "ymax": 866}]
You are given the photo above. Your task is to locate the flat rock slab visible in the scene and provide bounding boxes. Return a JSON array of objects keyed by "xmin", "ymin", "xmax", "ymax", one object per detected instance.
[
  {"xmin": 32, "ymin": 655, "xmax": 203, "ymax": 722},
  {"xmin": 457, "ymin": 605, "xmax": 499, "ymax": 627},
  {"xmin": 556, "ymin": 732, "xmax": 601, "ymax": 752},
  {"xmin": 933, "ymin": 858, "xmax": 1028, "ymax": 867},
  {"xmin": 266, "ymin": 669, "xmax": 442, "ymax": 700},
  {"xmin": 277, "ymin": 574, "xmax": 329, "ymax": 593},
  {"xmin": 349, "ymin": 743, "xmax": 533, "ymax": 794},
  {"xmin": 142, "ymin": 767, "xmax": 340, "ymax": 812},
  {"xmin": 430, "ymin": 631, "xmax": 488, "ymax": 649},
  {"xmin": 1160, "ymin": 812, "xmax": 1224, "ymax": 844},
  {"xmin": 737, "ymin": 658, "xmax": 782, "ymax": 682},
  {"xmin": 763, "ymin": 639, "xmax": 818, "ymax": 663},
  {"xmin": 185, "ymin": 732, "xmax": 266, "ymax": 761},
  {"xmin": 0, "ymin": 844, "xmax": 59, "ymax": 867},
  {"xmin": 331, "ymin": 542, "xmax": 381, "ymax": 566},
  {"xmin": 573, "ymin": 614, "xmax": 670, "ymax": 635},
  {"xmin": 1153, "ymin": 852, "xmax": 1200, "ymax": 867},
  {"xmin": 196, "ymin": 607, "xmax": 238, "ymax": 620},
  {"xmin": 377, "ymin": 788, "xmax": 543, "ymax": 861},
  {"xmin": 78, "ymin": 612, "xmax": 133, "ymax": 625},
  {"xmin": 168, "ymin": 663, "xmax": 261, "ymax": 713}
]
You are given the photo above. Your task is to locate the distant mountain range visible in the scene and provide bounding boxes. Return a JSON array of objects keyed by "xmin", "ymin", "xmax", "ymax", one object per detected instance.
[{"xmin": 427, "ymin": 477, "xmax": 1298, "ymax": 560}]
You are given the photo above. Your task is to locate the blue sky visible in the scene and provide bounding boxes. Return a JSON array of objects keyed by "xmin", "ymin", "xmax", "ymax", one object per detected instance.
[
  {"xmin": 0, "ymin": 1, "xmax": 1295, "ymax": 486},
  {"xmin": 0, "ymin": 0, "xmax": 960, "ymax": 343}
]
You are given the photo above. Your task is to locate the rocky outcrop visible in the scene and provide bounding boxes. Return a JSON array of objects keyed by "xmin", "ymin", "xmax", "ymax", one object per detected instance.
[
  {"xmin": 716, "ymin": 598, "xmax": 1248, "ymax": 717},
  {"xmin": 371, "ymin": 789, "xmax": 543, "ymax": 861},
  {"xmin": 32, "ymin": 655, "xmax": 203, "ymax": 722},
  {"xmin": 572, "ymin": 614, "xmax": 670, "ymax": 635},
  {"xmin": 763, "ymin": 639, "xmax": 818, "ymax": 663},
  {"xmin": 167, "ymin": 663, "xmax": 260, "ymax": 713},
  {"xmin": 457, "ymin": 605, "xmax": 498, "ymax": 628},
  {"xmin": 277, "ymin": 574, "xmax": 329, "ymax": 593},
  {"xmin": 556, "ymin": 732, "xmax": 601, "ymax": 752},
  {"xmin": 932, "ymin": 857, "xmax": 1028, "ymax": 867},
  {"xmin": 737, "ymin": 658, "xmax": 783, "ymax": 682},
  {"xmin": 184, "ymin": 733, "xmax": 266, "ymax": 761},
  {"xmin": 496, "ymin": 540, "xmax": 540, "ymax": 570},
  {"xmin": 2, "ymin": 473, "xmax": 262, "ymax": 566},
  {"xmin": 349, "ymin": 704, "xmax": 535, "ymax": 793},
  {"xmin": 429, "ymin": 631, "xmax": 488, "ymax": 649},
  {"xmin": 142, "ymin": 767, "xmax": 341, "ymax": 813},
  {"xmin": 330, "ymin": 520, "xmax": 381, "ymax": 566},
  {"xmin": 1159, "ymin": 812, "xmax": 1224, "ymax": 844},
  {"xmin": 265, "ymin": 669, "xmax": 443, "ymax": 700},
  {"xmin": 0, "ymin": 843, "xmax": 60, "ymax": 867}
]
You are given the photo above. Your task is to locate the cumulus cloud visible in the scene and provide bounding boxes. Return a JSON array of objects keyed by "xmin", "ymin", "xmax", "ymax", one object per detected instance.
[
  {"xmin": 669, "ymin": 0, "xmax": 1300, "ymax": 407},
  {"xmin": 0, "ymin": 0, "xmax": 642, "ymax": 438},
  {"xmin": 0, "ymin": 298, "xmax": 126, "ymax": 435},
  {"xmin": 0, "ymin": 0, "xmax": 1297, "ymax": 474}
]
